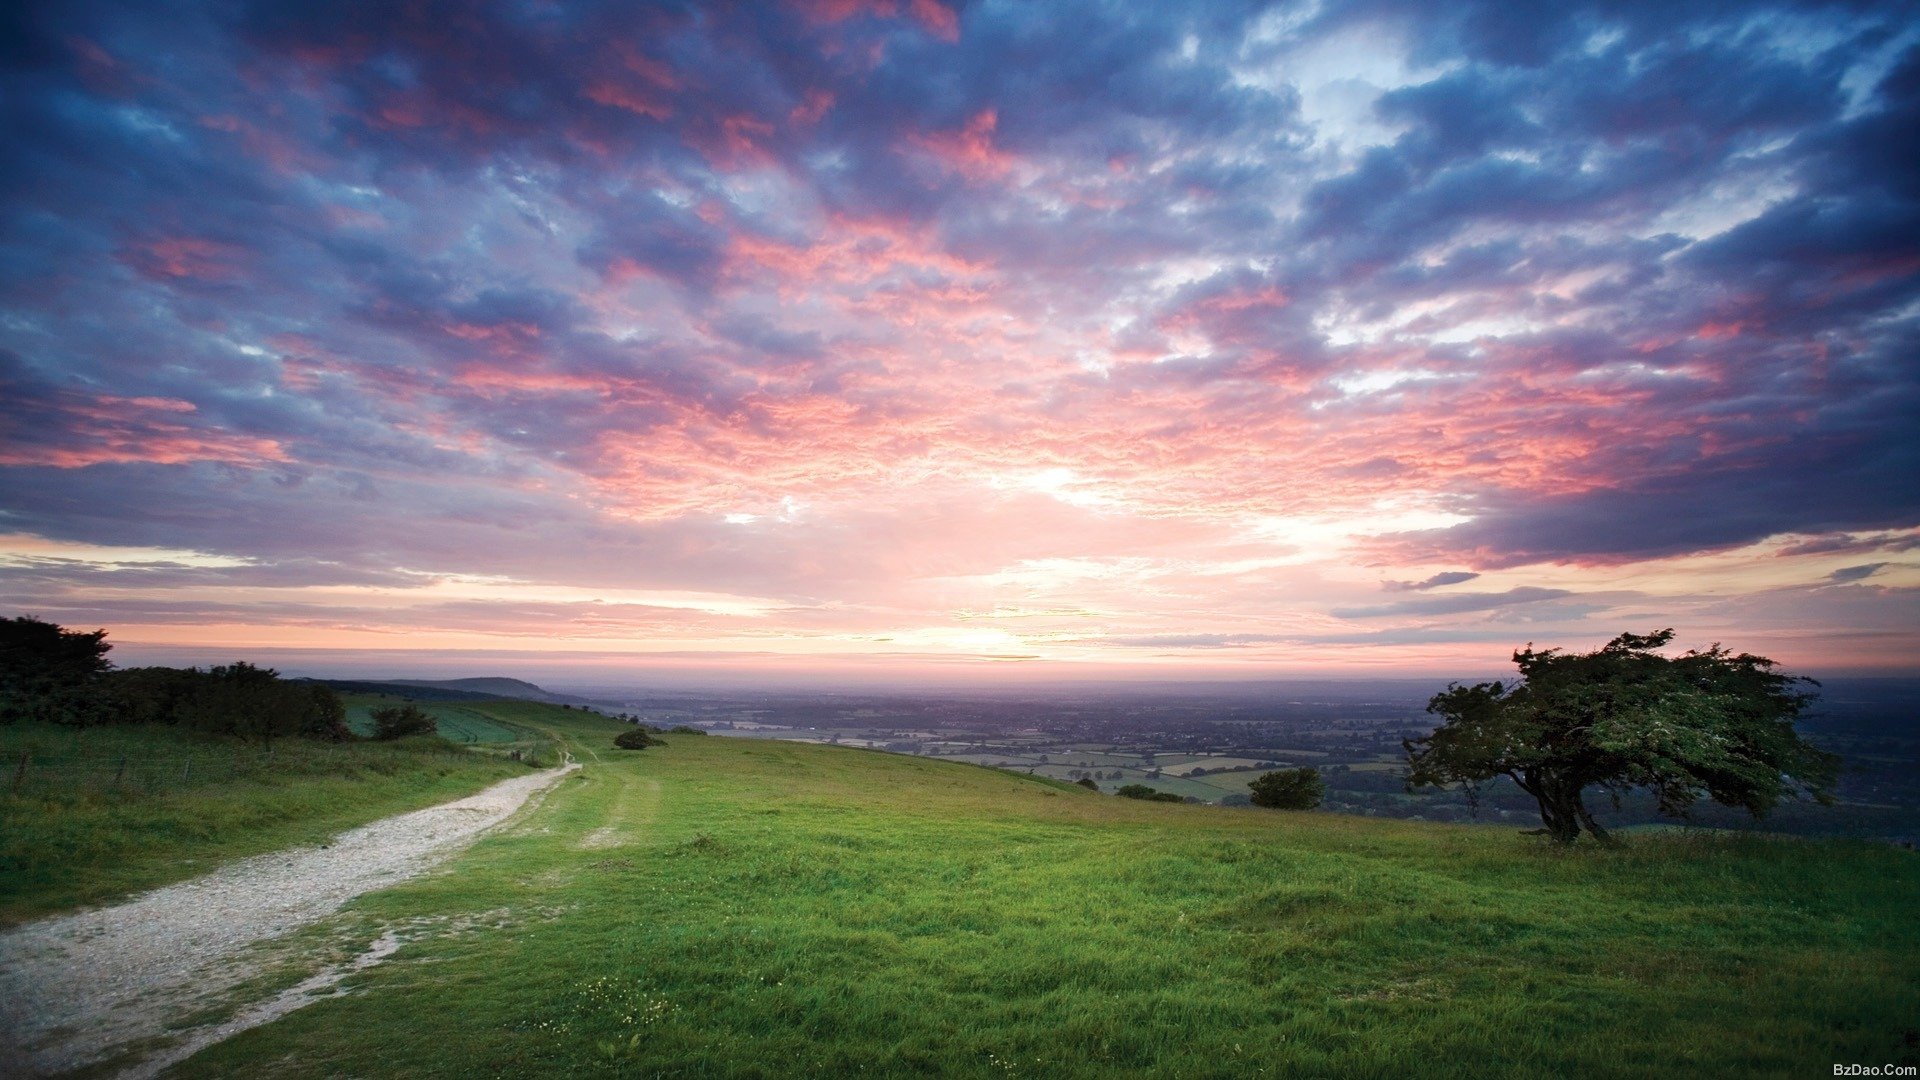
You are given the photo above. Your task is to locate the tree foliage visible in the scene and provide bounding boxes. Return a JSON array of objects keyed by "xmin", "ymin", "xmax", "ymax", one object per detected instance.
[
  {"xmin": 171, "ymin": 662, "xmax": 347, "ymax": 745},
  {"xmin": 614, "ymin": 727, "xmax": 662, "ymax": 750},
  {"xmin": 101, "ymin": 666, "xmax": 203, "ymax": 726},
  {"xmin": 1248, "ymin": 767, "xmax": 1324, "ymax": 810},
  {"xmin": 370, "ymin": 703, "xmax": 439, "ymax": 741},
  {"xmin": 1116, "ymin": 783, "xmax": 1183, "ymax": 803},
  {"xmin": 1, "ymin": 614, "xmax": 350, "ymax": 745},
  {"xmin": 95, "ymin": 663, "xmax": 349, "ymax": 742},
  {"xmin": 0, "ymin": 615, "xmax": 113, "ymax": 725},
  {"xmin": 1405, "ymin": 630, "xmax": 1839, "ymax": 844}
]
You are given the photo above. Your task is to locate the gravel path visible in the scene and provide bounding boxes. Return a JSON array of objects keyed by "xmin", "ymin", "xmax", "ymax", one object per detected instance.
[{"xmin": 0, "ymin": 759, "xmax": 578, "ymax": 1078}]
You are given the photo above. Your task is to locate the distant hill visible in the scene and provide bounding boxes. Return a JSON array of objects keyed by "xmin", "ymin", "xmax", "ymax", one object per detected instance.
[
  {"xmin": 383, "ymin": 677, "xmax": 600, "ymax": 706},
  {"xmin": 312, "ymin": 679, "xmax": 500, "ymax": 702},
  {"xmin": 313, "ymin": 676, "xmax": 604, "ymax": 706}
]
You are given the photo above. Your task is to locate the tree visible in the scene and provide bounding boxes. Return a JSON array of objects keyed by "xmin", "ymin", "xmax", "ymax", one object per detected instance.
[
  {"xmin": 614, "ymin": 727, "xmax": 661, "ymax": 750},
  {"xmin": 301, "ymin": 683, "xmax": 351, "ymax": 741},
  {"xmin": 0, "ymin": 615, "xmax": 113, "ymax": 725},
  {"xmin": 370, "ymin": 703, "xmax": 438, "ymax": 741},
  {"xmin": 1405, "ymin": 630, "xmax": 1839, "ymax": 845},
  {"xmin": 1249, "ymin": 767, "xmax": 1324, "ymax": 810},
  {"xmin": 176, "ymin": 662, "xmax": 328, "ymax": 746},
  {"xmin": 1075, "ymin": 777, "xmax": 1099, "ymax": 790},
  {"xmin": 101, "ymin": 666, "xmax": 201, "ymax": 726},
  {"xmin": 1116, "ymin": 783, "xmax": 1183, "ymax": 803}
]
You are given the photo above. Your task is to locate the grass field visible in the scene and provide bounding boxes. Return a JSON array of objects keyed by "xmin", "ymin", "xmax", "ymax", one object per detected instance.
[
  {"xmin": 0, "ymin": 720, "xmax": 530, "ymax": 926},
  {"xmin": 341, "ymin": 694, "xmax": 536, "ymax": 744},
  {"xmin": 167, "ymin": 707, "xmax": 1919, "ymax": 1078}
]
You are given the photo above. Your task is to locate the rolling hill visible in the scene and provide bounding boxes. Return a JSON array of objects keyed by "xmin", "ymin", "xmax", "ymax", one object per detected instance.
[
  {"xmin": 320, "ymin": 676, "xmax": 603, "ymax": 706},
  {"xmin": 162, "ymin": 703, "xmax": 1919, "ymax": 1078}
]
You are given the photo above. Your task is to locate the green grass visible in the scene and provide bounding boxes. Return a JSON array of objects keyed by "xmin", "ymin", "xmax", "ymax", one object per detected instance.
[
  {"xmin": 172, "ymin": 713, "xmax": 1920, "ymax": 1078},
  {"xmin": 341, "ymin": 695, "xmax": 535, "ymax": 744},
  {"xmin": 0, "ymin": 721, "xmax": 530, "ymax": 925}
]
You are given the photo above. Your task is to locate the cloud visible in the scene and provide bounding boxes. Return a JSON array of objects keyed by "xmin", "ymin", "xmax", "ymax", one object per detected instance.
[
  {"xmin": 1777, "ymin": 532, "xmax": 1920, "ymax": 558},
  {"xmin": 1103, "ymin": 633, "xmax": 1289, "ymax": 649},
  {"xmin": 1332, "ymin": 587, "xmax": 1577, "ymax": 620},
  {"xmin": 1382, "ymin": 571, "xmax": 1480, "ymax": 592},
  {"xmin": 1827, "ymin": 563, "xmax": 1889, "ymax": 583},
  {"xmin": 0, "ymin": 0, "xmax": 1915, "ymax": 671}
]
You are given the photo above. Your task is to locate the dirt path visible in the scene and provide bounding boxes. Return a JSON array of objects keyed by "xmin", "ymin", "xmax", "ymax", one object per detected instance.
[{"xmin": 0, "ymin": 758, "xmax": 579, "ymax": 1078}]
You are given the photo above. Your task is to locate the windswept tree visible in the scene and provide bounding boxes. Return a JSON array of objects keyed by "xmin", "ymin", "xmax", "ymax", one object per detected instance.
[{"xmin": 1405, "ymin": 630, "xmax": 1839, "ymax": 844}]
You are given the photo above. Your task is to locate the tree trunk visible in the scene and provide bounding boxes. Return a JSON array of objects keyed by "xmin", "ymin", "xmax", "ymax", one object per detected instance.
[
  {"xmin": 1518, "ymin": 768, "xmax": 1584, "ymax": 844},
  {"xmin": 1573, "ymin": 794, "xmax": 1616, "ymax": 846}
]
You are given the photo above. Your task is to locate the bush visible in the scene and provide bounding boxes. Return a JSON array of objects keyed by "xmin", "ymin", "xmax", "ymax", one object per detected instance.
[
  {"xmin": 1116, "ymin": 784, "xmax": 1183, "ymax": 803},
  {"xmin": 370, "ymin": 704, "xmax": 438, "ymax": 741},
  {"xmin": 1075, "ymin": 777, "xmax": 1099, "ymax": 790},
  {"xmin": 1249, "ymin": 767, "xmax": 1325, "ymax": 810},
  {"xmin": 668, "ymin": 725, "xmax": 707, "ymax": 735},
  {"xmin": 615, "ymin": 728, "xmax": 662, "ymax": 750}
]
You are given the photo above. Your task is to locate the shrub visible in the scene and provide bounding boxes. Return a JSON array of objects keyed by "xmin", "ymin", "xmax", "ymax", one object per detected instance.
[
  {"xmin": 1116, "ymin": 784, "xmax": 1183, "ymax": 803},
  {"xmin": 615, "ymin": 728, "xmax": 662, "ymax": 750},
  {"xmin": 1075, "ymin": 777, "xmax": 1099, "ymax": 790},
  {"xmin": 370, "ymin": 703, "xmax": 438, "ymax": 741},
  {"xmin": 1250, "ymin": 767, "xmax": 1324, "ymax": 810},
  {"xmin": 668, "ymin": 725, "xmax": 707, "ymax": 735}
]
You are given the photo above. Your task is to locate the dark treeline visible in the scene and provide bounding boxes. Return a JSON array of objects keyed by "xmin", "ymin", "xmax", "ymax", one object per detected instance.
[{"xmin": 2, "ymin": 616, "xmax": 349, "ymax": 744}]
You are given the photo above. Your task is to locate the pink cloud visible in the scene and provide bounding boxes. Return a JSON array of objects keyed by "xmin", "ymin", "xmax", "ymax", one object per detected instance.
[
  {"xmin": 793, "ymin": 0, "xmax": 960, "ymax": 41},
  {"xmin": 790, "ymin": 89, "xmax": 835, "ymax": 125},
  {"xmin": 0, "ymin": 395, "xmax": 290, "ymax": 468},
  {"xmin": 905, "ymin": 109, "xmax": 1015, "ymax": 181},
  {"xmin": 122, "ymin": 236, "xmax": 244, "ymax": 282},
  {"xmin": 583, "ymin": 80, "xmax": 673, "ymax": 121}
]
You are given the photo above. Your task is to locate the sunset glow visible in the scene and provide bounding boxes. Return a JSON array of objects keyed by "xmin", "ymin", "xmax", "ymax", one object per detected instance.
[{"xmin": 2, "ymin": 0, "xmax": 1916, "ymax": 680}]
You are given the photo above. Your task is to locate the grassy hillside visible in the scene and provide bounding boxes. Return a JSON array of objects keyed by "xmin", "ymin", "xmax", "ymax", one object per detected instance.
[
  {"xmin": 340, "ymin": 693, "xmax": 538, "ymax": 744},
  {"xmin": 0, "ymin": 707, "xmax": 546, "ymax": 925},
  {"xmin": 383, "ymin": 677, "xmax": 596, "ymax": 705},
  {"xmin": 176, "ymin": 713, "xmax": 1919, "ymax": 1078}
]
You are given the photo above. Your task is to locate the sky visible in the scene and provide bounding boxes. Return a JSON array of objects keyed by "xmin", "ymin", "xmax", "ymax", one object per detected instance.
[{"xmin": 1, "ymin": 0, "xmax": 1917, "ymax": 684}]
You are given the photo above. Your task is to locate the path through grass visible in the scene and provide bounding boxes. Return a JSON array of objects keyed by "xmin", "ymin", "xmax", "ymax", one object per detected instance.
[{"xmin": 0, "ymin": 721, "xmax": 529, "ymax": 925}]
